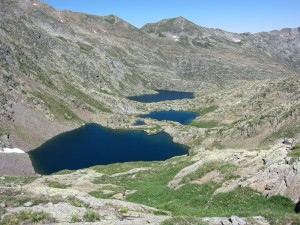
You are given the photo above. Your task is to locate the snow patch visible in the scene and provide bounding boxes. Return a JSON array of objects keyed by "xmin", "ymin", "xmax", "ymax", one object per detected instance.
[
  {"xmin": 33, "ymin": 3, "xmax": 38, "ymax": 6},
  {"xmin": 232, "ymin": 38, "xmax": 241, "ymax": 43},
  {"xmin": 0, "ymin": 148, "xmax": 25, "ymax": 153},
  {"xmin": 94, "ymin": 30, "xmax": 97, "ymax": 34},
  {"xmin": 171, "ymin": 35, "xmax": 179, "ymax": 42}
]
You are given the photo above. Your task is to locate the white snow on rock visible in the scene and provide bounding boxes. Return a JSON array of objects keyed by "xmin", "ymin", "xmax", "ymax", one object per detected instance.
[
  {"xmin": 0, "ymin": 148, "xmax": 25, "ymax": 153},
  {"xmin": 171, "ymin": 35, "xmax": 179, "ymax": 42},
  {"xmin": 233, "ymin": 39, "xmax": 241, "ymax": 43}
]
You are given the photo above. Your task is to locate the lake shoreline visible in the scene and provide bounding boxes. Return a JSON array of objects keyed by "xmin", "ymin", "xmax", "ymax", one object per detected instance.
[{"xmin": 29, "ymin": 123, "xmax": 189, "ymax": 175}]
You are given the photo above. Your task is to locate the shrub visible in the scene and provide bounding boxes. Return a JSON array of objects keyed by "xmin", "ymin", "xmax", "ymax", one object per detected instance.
[
  {"xmin": 83, "ymin": 210, "xmax": 100, "ymax": 222},
  {"xmin": 71, "ymin": 214, "xmax": 80, "ymax": 223}
]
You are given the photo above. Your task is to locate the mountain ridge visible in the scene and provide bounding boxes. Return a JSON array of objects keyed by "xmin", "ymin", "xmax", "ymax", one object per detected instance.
[{"xmin": 142, "ymin": 16, "xmax": 300, "ymax": 34}]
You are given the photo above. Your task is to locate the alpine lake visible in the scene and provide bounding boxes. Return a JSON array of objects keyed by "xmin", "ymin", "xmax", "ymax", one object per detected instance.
[{"xmin": 29, "ymin": 90, "xmax": 198, "ymax": 174}]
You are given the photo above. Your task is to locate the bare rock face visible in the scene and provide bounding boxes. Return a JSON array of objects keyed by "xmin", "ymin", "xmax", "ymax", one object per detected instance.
[
  {"xmin": 235, "ymin": 143, "xmax": 300, "ymax": 202},
  {"xmin": 0, "ymin": 153, "xmax": 36, "ymax": 176},
  {"xmin": 169, "ymin": 140, "xmax": 300, "ymax": 202}
]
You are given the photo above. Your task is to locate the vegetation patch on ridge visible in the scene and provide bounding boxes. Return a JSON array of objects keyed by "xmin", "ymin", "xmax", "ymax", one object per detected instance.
[
  {"xmin": 195, "ymin": 106, "xmax": 218, "ymax": 115},
  {"xmin": 63, "ymin": 81, "xmax": 112, "ymax": 113},
  {"xmin": 1, "ymin": 210, "xmax": 55, "ymax": 225},
  {"xmin": 30, "ymin": 91, "xmax": 81, "ymax": 122},
  {"xmin": 288, "ymin": 143, "xmax": 300, "ymax": 159},
  {"xmin": 76, "ymin": 42, "xmax": 93, "ymax": 52}
]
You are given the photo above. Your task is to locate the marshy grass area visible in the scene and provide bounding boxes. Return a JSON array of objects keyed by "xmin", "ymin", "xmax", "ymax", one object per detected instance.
[
  {"xmin": 189, "ymin": 120, "xmax": 221, "ymax": 128},
  {"xmin": 194, "ymin": 105, "xmax": 218, "ymax": 115}
]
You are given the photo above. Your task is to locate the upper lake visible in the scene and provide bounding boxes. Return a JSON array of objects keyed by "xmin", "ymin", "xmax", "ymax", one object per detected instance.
[
  {"xmin": 29, "ymin": 124, "xmax": 188, "ymax": 175},
  {"xmin": 128, "ymin": 90, "xmax": 194, "ymax": 103}
]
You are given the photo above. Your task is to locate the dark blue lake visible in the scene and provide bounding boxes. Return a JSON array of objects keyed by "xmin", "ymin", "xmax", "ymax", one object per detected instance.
[
  {"xmin": 141, "ymin": 110, "xmax": 199, "ymax": 125},
  {"xmin": 128, "ymin": 90, "xmax": 194, "ymax": 103},
  {"xmin": 28, "ymin": 124, "xmax": 188, "ymax": 175}
]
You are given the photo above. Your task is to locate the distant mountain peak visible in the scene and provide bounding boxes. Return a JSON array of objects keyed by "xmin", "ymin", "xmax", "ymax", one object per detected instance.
[
  {"xmin": 170, "ymin": 16, "xmax": 190, "ymax": 22},
  {"xmin": 142, "ymin": 16, "xmax": 198, "ymax": 31},
  {"xmin": 141, "ymin": 16, "xmax": 209, "ymax": 43}
]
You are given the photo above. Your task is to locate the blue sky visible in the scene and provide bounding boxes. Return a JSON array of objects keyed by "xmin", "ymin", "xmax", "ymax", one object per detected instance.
[{"xmin": 42, "ymin": 0, "xmax": 300, "ymax": 33}]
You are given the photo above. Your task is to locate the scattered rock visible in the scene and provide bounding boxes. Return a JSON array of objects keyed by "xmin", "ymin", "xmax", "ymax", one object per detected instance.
[
  {"xmin": 191, "ymin": 170, "xmax": 222, "ymax": 185},
  {"xmin": 110, "ymin": 167, "xmax": 152, "ymax": 178},
  {"xmin": 102, "ymin": 190, "xmax": 114, "ymax": 195},
  {"xmin": 253, "ymin": 216, "xmax": 270, "ymax": 225},
  {"xmin": 112, "ymin": 193, "xmax": 125, "ymax": 200},
  {"xmin": 23, "ymin": 201, "xmax": 33, "ymax": 207},
  {"xmin": 229, "ymin": 215, "xmax": 247, "ymax": 225},
  {"xmin": 125, "ymin": 190, "xmax": 137, "ymax": 196},
  {"xmin": 203, "ymin": 216, "xmax": 269, "ymax": 225}
]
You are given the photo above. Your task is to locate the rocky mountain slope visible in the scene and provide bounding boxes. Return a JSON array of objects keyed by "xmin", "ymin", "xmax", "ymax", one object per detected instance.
[
  {"xmin": 142, "ymin": 17, "xmax": 300, "ymax": 73},
  {"xmin": 0, "ymin": 0, "xmax": 299, "ymax": 150}
]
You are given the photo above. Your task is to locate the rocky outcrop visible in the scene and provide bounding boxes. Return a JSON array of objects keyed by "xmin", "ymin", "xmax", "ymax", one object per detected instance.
[
  {"xmin": 202, "ymin": 216, "xmax": 269, "ymax": 225},
  {"xmin": 5, "ymin": 200, "xmax": 169, "ymax": 225},
  {"xmin": 169, "ymin": 140, "xmax": 300, "ymax": 202},
  {"xmin": 110, "ymin": 167, "xmax": 152, "ymax": 178},
  {"xmin": 0, "ymin": 168, "xmax": 169, "ymax": 224},
  {"xmin": 236, "ymin": 146, "xmax": 300, "ymax": 202}
]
